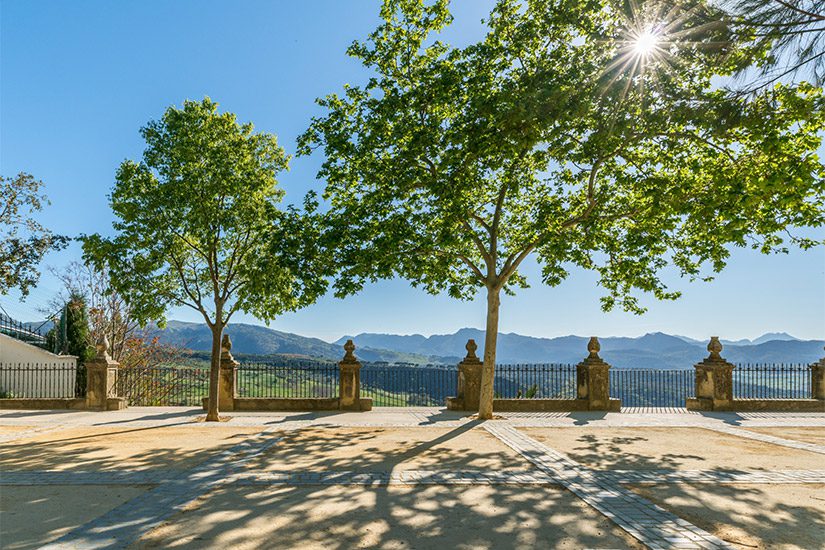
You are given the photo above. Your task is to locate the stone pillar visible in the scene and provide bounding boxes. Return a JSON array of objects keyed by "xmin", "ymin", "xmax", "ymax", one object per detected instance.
[
  {"xmin": 456, "ymin": 339, "xmax": 483, "ymax": 411},
  {"xmin": 576, "ymin": 337, "xmax": 617, "ymax": 410},
  {"xmin": 812, "ymin": 348, "xmax": 825, "ymax": 400},
  {"xmin": 219, "ymin": 334, "xmax": 238, "ymax": 411},
  {"xmin": 339, "ymin": 340, "xmax": 364, "ymax": 411},
  {"xmin": 85, "ymin": 335, "xmax": 122, "ymax": 410},
  {"xmin": 688, "ymin": 337, "xmax": 735, "ymax": 411}
]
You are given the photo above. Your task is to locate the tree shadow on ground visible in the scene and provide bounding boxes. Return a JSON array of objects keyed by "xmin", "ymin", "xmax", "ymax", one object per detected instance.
[
  {"xmin": 523, "ymin": 426, "xmax": 825, "ymax": 472},
  {"xmin": 92, "ymin": 409, "xmax": 202, "ymax": 425},
  {"xmin": 138, "ymin": 477, "xmax": 644, "ymax": 549},
  {"xmin": 242, "ymin": 419, "xmax": 539, "ymax": 473},
  {"xmin": 0, "ymin": 424, "xmax": 260, "ymax": 471},
  {"xmin": 631, "ymin": 482, "xmax": 825, "ymax": 549},
  {"xmin": 0, "ymin": 410, "xmax": 81, "ymax": 418}
]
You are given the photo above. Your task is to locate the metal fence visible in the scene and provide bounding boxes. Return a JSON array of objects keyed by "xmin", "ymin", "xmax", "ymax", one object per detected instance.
[
  {"xmin": 117, "ymin": 365, "xmax": 210, "ymax": 406},
  {"xmin": 495, "ymin": 364, "xmax": 577, "ymax": 399},
  {"xmin": 360, "ymin": 364, "xmax": 455, "ymax": 406},
  {"xmin": 45, "ymin": 361, "xmax": 821, "ymax": 408},
  {"xmin": 0, "ymin": 363, "xmax": 81, "ymax": 398},
  {"xmin": 0, "ymin": 313, "xmax": 50, "ymax": 349},
  {"xmin": 238, "ymin": 362, "xmax": 338, "ymax": 399},
  {"xmin": 610, "ymin": 368, "xmax": 693, "ymax": 407},
  {"xmin": 733, "ymin": 363, "xmax": 811, "ymax": 399}
]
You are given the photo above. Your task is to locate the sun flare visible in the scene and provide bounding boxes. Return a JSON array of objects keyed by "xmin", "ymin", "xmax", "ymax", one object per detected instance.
[{"xmin": 633, "ymin": 28, "xmax": 659, "ymax": 57}]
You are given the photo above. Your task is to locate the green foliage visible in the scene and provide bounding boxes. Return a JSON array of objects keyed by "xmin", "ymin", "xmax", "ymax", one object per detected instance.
[
  {"xmin": 0, "ymin": 173, "xmax": 68, "ymax": 296},
  {"xmin": 301, "ymin": 0, "xmax": 825, "ymax": 313},
  {"xmin": 64, "ymin": 292, "xmax": 94, "ymax": 363},
  {"xmin": 82, "ymin": 98, "xmax": 327, "ymax": 330}
]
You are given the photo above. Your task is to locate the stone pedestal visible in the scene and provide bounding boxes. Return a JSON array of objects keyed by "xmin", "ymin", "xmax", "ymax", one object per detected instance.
[
  {"xmin": 86, "ymin": 336, "xmax": 123, "ymax": 411},
  {"xmin": 339, "ymin": 340, "xmax": 365, "ymax": 411},
  {"xmin": 687, "ymin": 337, "xmax": 735, "ymax": 411},
  {"xmin": 812, "ymin": 350, "xmax": 825, "ymax": 400},
  {"xmin": 450, "ymin": 339, "xmax": 483, "ymax": 411},
  {"xmin": 219, "ymin": 334, "xmax": 238, "ymax": 411},
  {"xmin": 575, "ymin": 337, "xmax": 620, "ymax": 411}
]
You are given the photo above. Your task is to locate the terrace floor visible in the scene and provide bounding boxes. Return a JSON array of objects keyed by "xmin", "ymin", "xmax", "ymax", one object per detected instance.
[{"xmin": 0, "ymin": 407, "xmax": 823, "ymax": 550}]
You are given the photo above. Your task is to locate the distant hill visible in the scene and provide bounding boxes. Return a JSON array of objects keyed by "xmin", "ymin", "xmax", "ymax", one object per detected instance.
[
  {"xmin": 151, "ymin": 321, "xmax": 443, "ymax": 364},
  {"xmin": 338, "ymin": 329, "xmax": 824, "ymax": 369},
  {"xmin": 132, "ymin": 320, "xmax": 824, "ymax": 369}
]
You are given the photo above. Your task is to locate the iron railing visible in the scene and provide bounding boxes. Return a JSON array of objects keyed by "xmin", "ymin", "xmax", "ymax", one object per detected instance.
[
  {"xmin": 360, "ymin": 364, "xmax": 454, "ymax": 406},
  {"xmin": 237, "ymin": 362, "xmax": 339, "ymax": 399},
  {"xmin": 0, "ymin": 313, "xmax": 49, "ymax": 348},
  {"xmin": 117, "ymin": 365, "xmax": 210, "ymax": 406},
  {"xmin": 494, "ymin": 364, "xmax": 577, "ymax": 399},
  {"xmin": 104, "ymin": 361, "xmax": 821, "ymax": 408},
  {"xmin": 0, "ymin": 362, "xmax": 81, "ymax": 398},
  {"xmin": 733, "ymin": 363, "xmax": 811, "ymax": 399},
  {"xmin": 610, "ymin": 368, "xmax": 693, "ymax": 407}
]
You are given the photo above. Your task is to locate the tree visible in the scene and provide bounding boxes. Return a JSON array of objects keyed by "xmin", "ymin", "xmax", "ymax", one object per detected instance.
[
  {"xmin": 0, "ymin": 173, "xmax": 68, "ymax": 296},
  {"xmin": 300, "ymin": 0, "xmax": 825, "ymax": 418},
  {"xmin": 44, "ymin": 292, "xmax": 95, "ymax": 395},
  {"xmin": 46, "ymin": 260, "xmax": 189, "ymax": 372},
  {"xmin": 83, "ymin": 98, "xmax": 327, "ymax": 421},
  {"xmin": 724, "ymin": 0, "xmax": 825, "ymax": 88},
  {"xmin": 46, "ymin": 261, "xmax": 138, "ymax": 362}
]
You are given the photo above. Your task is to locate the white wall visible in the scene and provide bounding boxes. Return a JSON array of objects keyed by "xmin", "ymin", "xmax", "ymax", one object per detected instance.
[{"xmin": 0, "ymin": 333, "xmax": 77, "ymax": 398}]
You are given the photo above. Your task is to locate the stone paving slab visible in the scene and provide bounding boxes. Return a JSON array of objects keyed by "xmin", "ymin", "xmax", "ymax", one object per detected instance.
[
  {"xmin": 229, "ymin": 469, "xmax": 557, "ymax": 486},
  {"xmin": 486, "ymin": 424, "xmax": 735, "ymax": 550},
  {"xmin": 6, "ymin": 467, "xmax": 824, "ymax": 492},
  {"xmin": 0, "ymin": 470, "xmax": 176, "ymax": 485},
  {"xmin": 597, "ymin": 469, "xmax": 825, "ymax": 485}
]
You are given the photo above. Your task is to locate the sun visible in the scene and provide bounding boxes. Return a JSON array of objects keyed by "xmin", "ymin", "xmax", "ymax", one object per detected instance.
[{"xmin": 633, "ymin": 28, "xmax": 660, "ymax": 57}]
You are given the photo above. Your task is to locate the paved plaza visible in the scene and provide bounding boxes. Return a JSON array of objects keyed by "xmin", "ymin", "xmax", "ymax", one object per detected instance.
[{"xmin": 0, "ymin": 407, "xmax": 823, "ymax": 549}]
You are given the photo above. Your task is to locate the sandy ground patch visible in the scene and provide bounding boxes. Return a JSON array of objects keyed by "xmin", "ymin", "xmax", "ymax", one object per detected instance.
[
  {"xmin": 0, "ymin": 484, "xmax": 148, "ymax": 549},
  {"xmin": 0, "ymin": 425, "xmax": 36, "ymax": 434},
  {"xmin": 631, "ymin": 483, "xmax": 825, "ymax": 550},
  {"xmin": 0, "ymin": 425, "xmax": 263, "ymax": 471},
  {"xmin": 522, "ymin": 427, "xmax": 824, "ymax": 471},
  {"xmin": 743, "ymin": 426, "xmax": 825, "ymax": 446},
  {"xmin": 137, "ymin": 483, "xmax": 642, "ymax": 550},
  {"xmin": 246, "ymin": 425, "xmax": 533, "ymax": 472}
]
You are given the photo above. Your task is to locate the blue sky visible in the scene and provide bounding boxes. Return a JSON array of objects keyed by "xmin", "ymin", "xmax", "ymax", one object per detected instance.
[{"xmin": 2, "ymin": 0, "xmax": 823, "ymax": 342}]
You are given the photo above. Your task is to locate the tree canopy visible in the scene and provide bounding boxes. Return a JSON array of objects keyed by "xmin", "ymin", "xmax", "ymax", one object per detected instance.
[
  {"xmin": 301, "ymin": 0, "xmax": 825, "ymax": 417},
  {"xmin": 724, "ymin": 0, "xmax": 825, "ymax": 88},
  {"xmin": 0, "ymin": 173, "xmax": 68, "ymax": 297},
  {"xmin": 84, "ymin": 98, "xmax": 327, "ymax": 420}
]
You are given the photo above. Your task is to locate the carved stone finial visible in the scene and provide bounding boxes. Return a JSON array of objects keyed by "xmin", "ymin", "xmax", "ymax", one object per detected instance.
[
  {"xmin": 343, "ymin": 339, "xmax": 356, "ymax": 361},
  {"xmin": 707, "ymin": 336, "xmax": 723, "ymax": 360},
  {"xmin": 587, "ymin": 336, "xmax": 601, "ymax": 358},
  {"xmin": 465, "ymin": 339, "xmax": 478, "ymax": 361},
  {"xmin": 95, "ymin": 334, "xmax": 110, "ymax": 361},
  {"xmin": 221, "ymin": 334, "xmax": 232, "ymax": 353}
]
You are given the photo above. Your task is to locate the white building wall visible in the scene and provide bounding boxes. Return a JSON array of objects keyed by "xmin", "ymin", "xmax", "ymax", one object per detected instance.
[{"xmin": 0, "ymin": 333, "xmax": 77, "ymax": 398}]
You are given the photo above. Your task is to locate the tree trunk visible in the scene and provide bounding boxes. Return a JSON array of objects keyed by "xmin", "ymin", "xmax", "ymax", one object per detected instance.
[
  {"xmin": 205, "ymin": 324, "xmax": 223, "ymax": 422},
  {"xmin": 477, "ymin": 285, "xmax": 500, "ymax": 419}
]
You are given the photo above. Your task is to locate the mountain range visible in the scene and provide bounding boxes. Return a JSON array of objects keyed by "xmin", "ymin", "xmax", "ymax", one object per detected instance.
[{"xmin": 150, "ymin": 321, "xmax": 824, "ymax": 369}]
